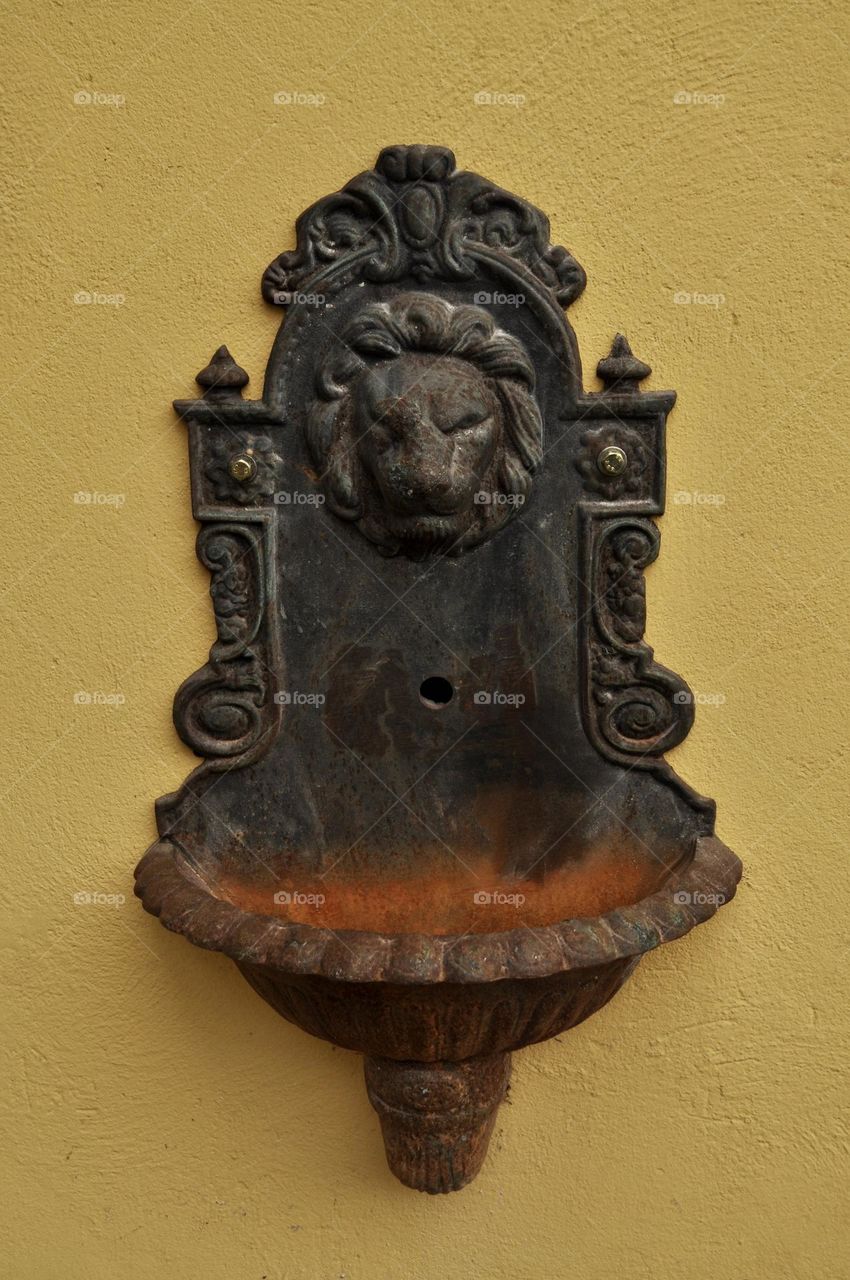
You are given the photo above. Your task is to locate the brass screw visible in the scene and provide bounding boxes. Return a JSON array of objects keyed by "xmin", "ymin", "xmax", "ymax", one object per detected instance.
[
  {"xmin": 597, "ymin": 445, "xmax": 628, "ymax": 477},
  {"xmin": 228, "ymin": 453, "xmax": 257, "ymax": 483}
]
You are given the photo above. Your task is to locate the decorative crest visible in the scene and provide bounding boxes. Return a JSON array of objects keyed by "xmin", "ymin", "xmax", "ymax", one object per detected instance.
[{"xmin": 261, "ymin": 144, "xmax": 586, "ymax": 305}]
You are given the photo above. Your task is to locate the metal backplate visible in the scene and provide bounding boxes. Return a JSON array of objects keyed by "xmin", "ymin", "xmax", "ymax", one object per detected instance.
[{"xmin": 157, "ymin": 145, "xmax": 714, "ymax": 907}]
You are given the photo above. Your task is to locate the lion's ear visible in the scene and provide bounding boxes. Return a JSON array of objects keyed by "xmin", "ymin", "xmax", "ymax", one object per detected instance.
[
  {"xmin": 325, "ymin": 401, "xmax": 364, "ymax": 519},
  {"xmin": 307, "ymin": 395, "xmax": 363, "ymax": 520},
  {"xmin": 496, "ymin": 450, "xmax": 534, "ymax": 510},
  {"xmin": 498, "ymin": 381, "xmax": 544, "ymax": 473},
  {"xmin": 306, "ymin": 401, "xmax": 337, "ymax": 467},
  {"xmin": 326, "ymin": 450, "xmax": 362, "ymax": 519}
]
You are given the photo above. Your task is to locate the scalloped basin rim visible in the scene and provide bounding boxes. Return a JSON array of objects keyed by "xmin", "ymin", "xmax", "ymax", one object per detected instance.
[{"xmin": 134, "ymin": 836, "xmax": 741, "ymax": 986}]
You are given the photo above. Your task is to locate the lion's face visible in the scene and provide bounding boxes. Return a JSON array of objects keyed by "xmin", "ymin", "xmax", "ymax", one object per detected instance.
[
  {"xmin": 307, "ymin": 294, "xmax": 543, "ymax": 558},
  {"xmin": 353, "ymin": 354, "xmax": 501, "ymax": 546}
]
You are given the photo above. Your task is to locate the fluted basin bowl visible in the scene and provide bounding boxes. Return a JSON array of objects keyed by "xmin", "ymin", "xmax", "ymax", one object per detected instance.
[{"xmin": 135, "ymin": 835, "xmax": 741, "ymax": 1193}]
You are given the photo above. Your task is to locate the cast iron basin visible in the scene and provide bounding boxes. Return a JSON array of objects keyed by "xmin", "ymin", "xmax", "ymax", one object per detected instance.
[{"xmin": 135, "ymin": 834, "xmax": 741, "ymax": 1193}]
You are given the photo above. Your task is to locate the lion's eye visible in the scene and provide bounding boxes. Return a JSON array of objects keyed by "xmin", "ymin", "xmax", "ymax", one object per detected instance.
[{"xmin": 446, "ymin": 411, "xmax": 489, "ymax": 434}]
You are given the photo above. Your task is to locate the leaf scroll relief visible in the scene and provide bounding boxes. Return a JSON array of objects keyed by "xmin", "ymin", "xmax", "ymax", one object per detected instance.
[
  {"xmin": 584, "ymin": 519, "xmax": 695, "ymax": 761},
  {"xmin": 172, "ymin": 522, "xmax": 278, "ymax": 765}
]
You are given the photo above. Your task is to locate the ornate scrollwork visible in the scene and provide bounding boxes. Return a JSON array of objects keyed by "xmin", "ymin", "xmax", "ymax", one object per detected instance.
[
  {"xmin": 261, "ymin": 145, "xmax": 586, "ymax": 306},
  {"xmin": 583, "ymin": 520, "xmax": 694, "ymax": 759},
  {"xmin": 173, "ymin": 524, "xmax": 276, "ymax": 763}
]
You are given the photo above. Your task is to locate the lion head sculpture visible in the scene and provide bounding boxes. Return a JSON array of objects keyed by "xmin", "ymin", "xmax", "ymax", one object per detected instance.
[{"xmin": 306, "ymin": 293, "xmax": 543, "ymax": 558}]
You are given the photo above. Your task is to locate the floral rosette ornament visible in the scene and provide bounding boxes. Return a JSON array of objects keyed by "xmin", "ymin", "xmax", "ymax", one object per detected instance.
[
  {"xmin": 575, "ymin": 423, "xmax": 648, "ymax": 499},
  {"xmin": 204, "ymin": 435, "xmax": 282, "ymax": 505}
]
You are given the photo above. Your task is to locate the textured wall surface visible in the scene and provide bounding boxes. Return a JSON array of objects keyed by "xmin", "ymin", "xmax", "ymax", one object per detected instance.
[{"xmin": 3, "ymin": 1, "xmax": 848, "ymax": 1277}]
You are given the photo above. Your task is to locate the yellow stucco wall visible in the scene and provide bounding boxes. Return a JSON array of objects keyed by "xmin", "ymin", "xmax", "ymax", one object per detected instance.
[{"xmin": 4, "ymin": 1, "xmax": 848, "ymax": 1276}]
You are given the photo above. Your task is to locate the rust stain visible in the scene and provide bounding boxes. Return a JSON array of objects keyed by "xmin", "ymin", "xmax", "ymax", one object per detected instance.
[{"xmin": 215, "ymin": 842, "xmax": 671, "ymax": 935}]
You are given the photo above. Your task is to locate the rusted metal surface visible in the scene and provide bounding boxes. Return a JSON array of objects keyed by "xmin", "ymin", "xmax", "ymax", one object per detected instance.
[
  {"xmin": 364, "ymin": 1055, "xmax": 512, "ymax": 1193},
  {"xmin": 136, "ymin": 835, "xmax": 740, "ymax": 985},
  {"xmin": 135, "ymin": 145, "xmax": 741, "ymax": 1193}
]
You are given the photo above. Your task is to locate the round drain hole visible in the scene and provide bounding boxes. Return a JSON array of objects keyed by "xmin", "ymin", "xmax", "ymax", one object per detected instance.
[{"xmin": 419, "ymin": 676, "xmax": 454, "ymax": 709}]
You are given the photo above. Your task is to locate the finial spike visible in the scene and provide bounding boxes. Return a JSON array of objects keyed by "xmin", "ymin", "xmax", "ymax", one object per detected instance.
[
  {"xmin": 195, "ymin": 346, "xmax": 249, "ymax": 399},
  {"xmin": 597, "ymin": 334, "xmax": 651, "ymax": 392}
]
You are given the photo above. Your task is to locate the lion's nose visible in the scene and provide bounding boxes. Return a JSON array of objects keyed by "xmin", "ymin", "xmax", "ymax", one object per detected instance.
[{"xmin": 382, "ymin": 434, "xmax": 463, "ymax": 514}]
